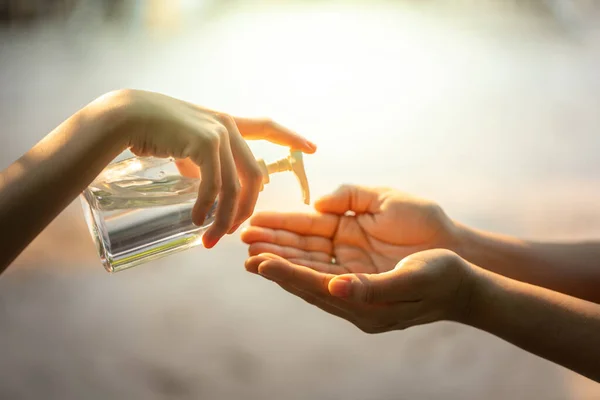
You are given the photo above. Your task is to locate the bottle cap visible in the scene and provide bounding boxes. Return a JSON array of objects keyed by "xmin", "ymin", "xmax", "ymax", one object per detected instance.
[{"xmin": 256, "ymin": 149, "xmax": 310, "ymax": 205}]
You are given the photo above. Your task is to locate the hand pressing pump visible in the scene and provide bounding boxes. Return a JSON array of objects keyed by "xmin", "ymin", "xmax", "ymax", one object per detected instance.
[{"xmin": 80, "ymin": 149, "xmax": 311, "ymax": 273}]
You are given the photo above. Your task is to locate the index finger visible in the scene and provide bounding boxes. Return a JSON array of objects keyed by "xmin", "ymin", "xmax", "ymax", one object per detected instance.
[
  {"xmin": 241, "ymin": 226, "xmax": 333, "ymax": 253},
  {"xmin": 249, "ymin": 211, "xmax": 339, "ymax": 238},
  {"xmin": 233, "ymin": 117, "xmax": 317, "ymax": 153}
]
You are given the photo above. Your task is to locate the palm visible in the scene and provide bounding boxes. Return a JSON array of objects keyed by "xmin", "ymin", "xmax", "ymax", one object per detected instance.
[
  {"xmin": 329, "ymin": 217, "xmax": 402, "ymax": 274},
  {"xmin": 243, "ymin": 187, "xmax": 449, "ymax": 276},
  {"xmin": 330, "ymin": 217, "xmax": 412, "ymax": 275}
]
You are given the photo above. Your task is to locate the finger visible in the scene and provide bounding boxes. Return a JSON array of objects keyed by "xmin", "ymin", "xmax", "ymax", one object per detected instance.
[
  {"xmin": 174, "ymin": 158, "xmax": 200, "ymax": 178},
  {"xmin": 233, "ymin": 117, "xmax": 317, "ymax": 153},
  {"xmin": 248, "ymin": 242, "xmax": 332, "ymax": 264},
  {"xmin": 203, "ymin": 129, "xmax": 240, "ymax": 247},
  {"xmin": 220, "ymin": 115, "xmax": 263, "ymax": 232},
  {"xmin": 245, "ymin": 254, "xmax": 335, "ymax": 295},
  {"xmin": 190, "ymin": 142, "xmax": 221, "ymax": 228},
  {"xmin": 241, "ymin": 226, "xmax": 333, "ymax": 253},
  {"xmin": 249, "ymin": 211, "xmax": 339, "ymax": 238},
  {"xmin": 246, "ymin": 254, "xmax": 420, "ymax": 331},
  {"xmin": 245, "ymin": 251, "xmax": 341, "ymax": 274},
  {"xmin": 244, "ymin": 252, "xmax": 282, "ymax": 274},
  {"xmin": 314, "ymin": 184, "xmax": 386, "ymax": 215}
]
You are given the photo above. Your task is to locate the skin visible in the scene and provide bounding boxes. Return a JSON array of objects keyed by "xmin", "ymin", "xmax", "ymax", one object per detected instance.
[
  {"xmin": 241, "ymin": 184, "xmax": 600, "ymax": 382},
  {"xmin": 0, "ymin": 89, "xmax": 316, "ymax": 274}
]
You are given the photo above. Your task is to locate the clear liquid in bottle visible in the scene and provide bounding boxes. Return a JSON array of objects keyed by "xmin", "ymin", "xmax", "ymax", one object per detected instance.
[{"xmin": 80, "ymin": 156, "xmax": 216, "ymax": 273}]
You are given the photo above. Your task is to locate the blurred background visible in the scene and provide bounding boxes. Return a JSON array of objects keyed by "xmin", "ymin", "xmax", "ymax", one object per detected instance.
[{"xmin": 1, "ymin": 0, "xmax": 600, "ymax": 398}]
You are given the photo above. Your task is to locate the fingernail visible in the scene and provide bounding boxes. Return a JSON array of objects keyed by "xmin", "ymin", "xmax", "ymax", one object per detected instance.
[
  {"xmin": 329, "ymin": 277, "xmax": 352, "ymax": 298},
  {"xmin": 203, "ymin": 236, "xmax": 217, "ymax": 249},
  {"xmin": 305, "ymin": 140, "xmax": 317, "ymax": 151}
]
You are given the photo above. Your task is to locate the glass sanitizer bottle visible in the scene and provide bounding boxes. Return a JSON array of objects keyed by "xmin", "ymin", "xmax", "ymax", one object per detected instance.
[{"xmin": 80, "ymin": 149, "xmax": 311, "ymax": 273}]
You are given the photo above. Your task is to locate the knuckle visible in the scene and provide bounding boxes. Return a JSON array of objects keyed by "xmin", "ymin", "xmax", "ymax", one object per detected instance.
[
  {"xmin": 237, "ymin": 202, "xmax": 257, "ymax": 222},
  {"xmin": 216, "ymin": 113, "xmax": 235, "ymax": 126},
  {"xmin": 223, "ymin": 181, "xmax": 241, "ymax": 198},
  {"xmin": 238, "ymin": 210, "xmax": 255, "ymax": 224},
  {"xmin": 182, "ymin": 144, "xmax": 197, "ymax": 159},
  {"xmin": 246, "ymin": 163, "xmax": 263, "ymax": 183},
  {"xmin": 204, "ymin": 180, "xmax": 221, "ymax": 197},
  {"xmin": 129, "ymin": 146, "xmax": 142, "ymax": 156},
  {"xmin": 214, "ymin": 124, "xmax": 229, "ymax": 139},
  {"xmin": 235, "ymin": 213, "xmax": 251, "ymax": 226},
  {"xmin": 203, "ymin": 131, "xmax": 221, "ymax": 150},
  {"xmin": 361, "ymin": 283, "xmax": 375, "ymax": 304}
]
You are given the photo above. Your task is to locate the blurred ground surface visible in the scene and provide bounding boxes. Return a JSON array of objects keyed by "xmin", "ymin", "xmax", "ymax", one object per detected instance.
[{"xmin": 1, "ymin": 1, "xmax": 600, "ymax": 399}]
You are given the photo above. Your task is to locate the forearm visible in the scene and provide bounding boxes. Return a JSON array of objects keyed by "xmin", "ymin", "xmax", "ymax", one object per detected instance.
[
  {"xmin": 0, "ymin": 101, "xmax": 126, "ymax": 272},
  {"xmin": 465, "ymin": 264, "xmax": 600, "ymax": 382},
  {"xmin": 452, "ymin": 223, "xmax": 600, "ymax": 303}
]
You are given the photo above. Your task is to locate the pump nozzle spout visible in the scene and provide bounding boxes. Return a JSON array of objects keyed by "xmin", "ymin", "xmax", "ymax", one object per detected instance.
[{"xmin": 256, "ymin": 150, "xmax": 311, "ymax": 205}]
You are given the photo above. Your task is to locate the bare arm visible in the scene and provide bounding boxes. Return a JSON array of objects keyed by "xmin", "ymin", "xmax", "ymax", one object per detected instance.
[
  {"xmin": 466, "ymin": 264, "xmax": 600, "ymax": 382},
  {"xmin": 0, "ymin": 90, "xmax": 317, "ymax": 274},
  {"xmin": 452, "ymin": 223, "xmax": 600, "ymax": 303},
  {"xmin": 0, "ymin": 101, "xmax": 126, "ymax": 273}
]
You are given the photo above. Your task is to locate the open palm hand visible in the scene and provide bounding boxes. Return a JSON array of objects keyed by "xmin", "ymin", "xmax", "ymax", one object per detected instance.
[{"xmin": 242, "ymin": 185, "xmax": 455, "ymax": 275}]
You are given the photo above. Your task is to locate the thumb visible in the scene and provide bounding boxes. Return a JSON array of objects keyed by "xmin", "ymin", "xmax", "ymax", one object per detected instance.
[
  {"xmin": 328, "ymin": 260, "xmax": 424, "ymax": 304},
  {"xmin": 315, "ymin": 184, "xmax": 383, "ymax": 215}
]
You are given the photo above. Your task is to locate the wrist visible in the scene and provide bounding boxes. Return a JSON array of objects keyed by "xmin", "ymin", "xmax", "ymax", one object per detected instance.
[
  {"xmin": 440, "ymin": 219, "xmax": 474, "ymax": 255},
  {"xmin": 453, "ymin": 260, "xmax": 487, "ymax": 326},
  {"xmin": 457, "ymin": 260, "xmax": 509, "ymax": 330},
  {"xmin": 444, "ymin": 254, "xmax": 479, "ymax": 324},
  {"xmin": 444, "ymin": 223, "xmax": 506, "ymax": 326},
  {"xmin": 84, "ymin": 90, "xmax": 134, "ymax": 150},
  {"xmin": 447, "ymin": 220, "xmax": 489, "ymax": 262}
]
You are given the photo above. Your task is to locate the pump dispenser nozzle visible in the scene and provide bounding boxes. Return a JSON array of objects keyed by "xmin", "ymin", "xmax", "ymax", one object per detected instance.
[{"xmin": 256, "ymin": 150, "xmax": 310, "ymax": 205}]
